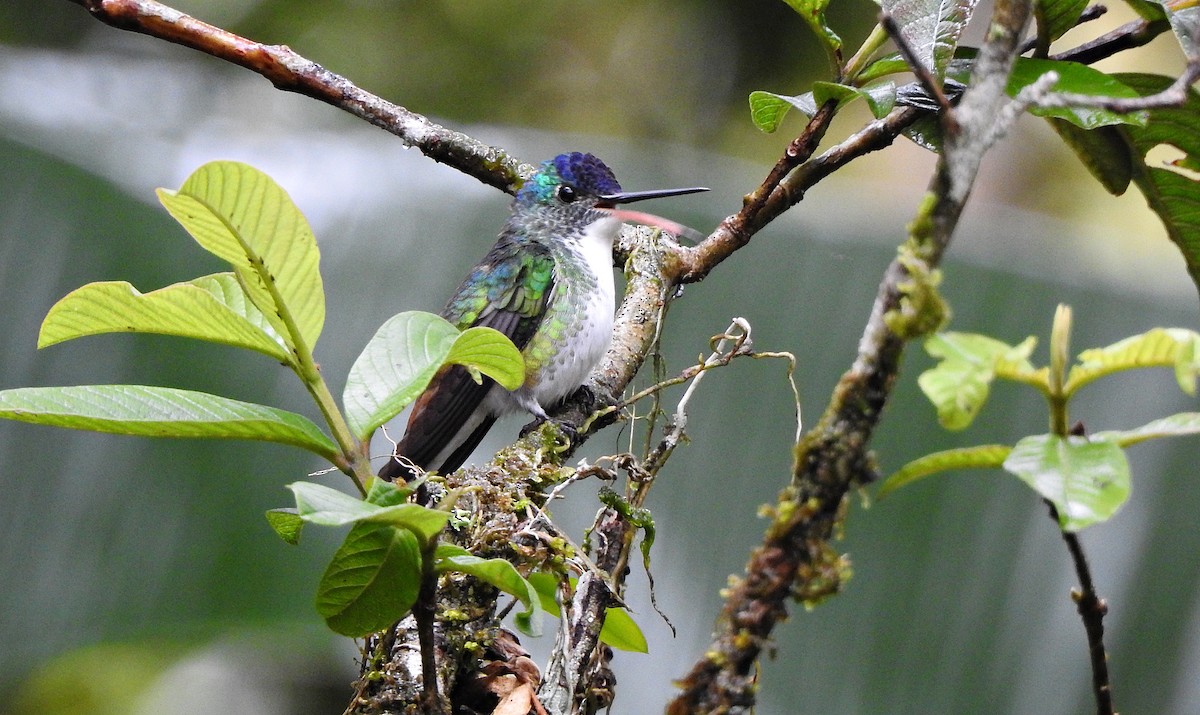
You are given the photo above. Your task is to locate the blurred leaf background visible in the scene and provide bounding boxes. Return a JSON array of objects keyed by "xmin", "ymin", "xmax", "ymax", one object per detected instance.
[{"xmin": 1, "ymin": 1, "xmax": 1198, "ymax": 713}]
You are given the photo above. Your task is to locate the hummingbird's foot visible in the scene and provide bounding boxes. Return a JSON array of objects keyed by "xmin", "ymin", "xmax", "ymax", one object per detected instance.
[{"xmin": 519, "ymin": 415, "xmax": 580, "ymax": 447}]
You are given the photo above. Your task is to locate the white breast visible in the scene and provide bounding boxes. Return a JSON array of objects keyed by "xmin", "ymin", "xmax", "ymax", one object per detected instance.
[{"xmin": 489, "ymin": 214, "xmax": 619, "ymax": 419}]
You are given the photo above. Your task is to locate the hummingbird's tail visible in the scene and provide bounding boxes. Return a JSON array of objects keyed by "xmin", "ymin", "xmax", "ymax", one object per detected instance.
[{"xmin": 377, "ymin": 362, "xmax": 500, "ymax": 483}]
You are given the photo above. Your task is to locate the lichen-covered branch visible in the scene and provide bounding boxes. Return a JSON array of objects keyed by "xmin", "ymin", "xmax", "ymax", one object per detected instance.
[{"xmin": 668, "ymin": 0, "xmax": 1035, "ymax": 710}]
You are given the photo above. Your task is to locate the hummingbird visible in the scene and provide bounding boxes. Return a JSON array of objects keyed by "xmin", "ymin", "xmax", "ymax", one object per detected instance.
[{"xmin": 379, "ymin": 152, "xmax": 707, "ymax": 482}]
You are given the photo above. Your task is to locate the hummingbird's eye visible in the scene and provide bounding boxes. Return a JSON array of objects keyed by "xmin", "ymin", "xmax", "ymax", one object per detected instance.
[{"xmin": 555, "ymin": 184, "xmax": 578, "ymax": 203}]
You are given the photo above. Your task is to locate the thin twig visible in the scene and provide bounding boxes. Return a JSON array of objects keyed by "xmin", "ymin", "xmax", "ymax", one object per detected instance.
[
  {"xmin": 413, "ymin": 541, "xmax": 448, "ymax": 715},
  {"xmin": 1037, "ymin": 61, "xmax": 1200, "ymax": 111},
  {"xmin": 1047, "ymin": 501, "xmax": 1114, "ymax": 715},
  {"xmin": 1020, "ymin": 3, "xmax": 1109, "ymax": 56},
  {"xmin": 1051, "ymin": 16, "xmax": 1171, "ymax": 65},
  {"xmin": 673, "ymin": 102, "xmax": 839, "ymax": 284},
  {"xmin": 881, "ymin": 12, "xmax": 959, "ymax": 131}
]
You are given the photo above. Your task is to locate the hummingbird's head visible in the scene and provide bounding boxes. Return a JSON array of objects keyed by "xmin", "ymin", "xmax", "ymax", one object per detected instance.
[
  {"xmin": 515, "ymin": 152, "xmax": 622, "ymax": 211},
  {"xmin": 514, "ymin": 152, "xmax": 708, "ymax": 239}
]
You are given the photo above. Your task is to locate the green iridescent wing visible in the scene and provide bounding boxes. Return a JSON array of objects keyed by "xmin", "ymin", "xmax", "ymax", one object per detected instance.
[
  {"xmin": 380, "ymin": 236, "xmax": 555, "ymax": 480},
  {"xmin": 444, "ymin": 235, "xmax": 555, "ymax": 343}
]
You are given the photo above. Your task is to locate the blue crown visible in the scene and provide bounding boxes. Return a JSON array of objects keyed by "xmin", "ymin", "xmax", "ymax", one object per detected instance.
[{"xmin": 516, "ymin": 152, "xmax": 622, "ymax": 204}]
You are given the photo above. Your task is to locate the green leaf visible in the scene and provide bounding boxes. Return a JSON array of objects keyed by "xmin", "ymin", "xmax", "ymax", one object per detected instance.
[
  {"xmin": 1009, "ymin": 57, "xmax": 1146, "ymax": 129},
  {"xmin": 524, "ymin": 571, "xmax": 648, "ymax": 652},
  {"xmin": 316, "ymin": 522, "xmax": 422, "ymax": 637},
  {"xmin": 1048, "ymin": 120, "xmax": 1134, "ymax": 194},
  {"xmin": 343, "ymin": 311, "xmax": 459, "ymax": 440},
  {"xmin": 918, "ymin": 333, "xmax": 1040, "ymax": 429},
  {"xmin": 362, "ymin": 505, "xmax": 450, "ymax": 544},
  {"xmin": 157, "ymin": 161, "xmax": 325, "ymax": 354},
  {"xmin": 878, "ymin": 444, "xmax": 1013, "ymax": 497},
  {"xmin": 1065, "ymin": 327, "xmax": 1200, "ymax": 396},
  {"xmin": 527, "ymin": 571, "xmax": 561, "ymax": 614},
  {"xmin": 1018, "ymin": 67, "xmax": 1146, "ymax": 129},
  {"xmin": 265, "ymin": 508, "xmax": 304, "ymax": 545},
  {"xmin": 1125, "ymin": 0, "xmax": 1169, "ymax": 21},
  {"xmin": 751, "ymin": 81, "xmax": 897, "ymax": 131},
  {"xmin": 38, "ymin": 275, "xmax": 290, "ymax": 363},
  {"xmin": 343, "ymin": 312, "xmax": 524, "ymax": 441},
  {"xmin": 288, "ymin": 481, "xmax": 451, "ymax": 544},
  {"xmin": 903, "ymin": 114, "xmax": 947, "ymax": 153},
  {"xmin": 857, "ymin": 55, "xmax": 910, "ymax": 84},
  {"xmin": 881, "ymin": 0, "xmax": 980, "ymax": 78},
  {"xmin": 1114, "ymin": 74, "xmax": 1200, "ymax": 298},
  {"xmin": 434, "ymin": 544, "xmax": 544, "ymax": 637},
  {"xmin": 861, "ymin": 80, "xmax": 898, "ymax": 118},
  {"xmin": 749, "ymin": 91, "xmax": 802, "ymax": 132},
  {"xmin": 0, "ymin": 385, "xmax": 337, "ymax": 458},
  {"xmin": 1034, "ymin": 0, "xmax": 1089, "ymax": 46},
  {"xmin": 813, "ymin": 81, "xmax": 879, "ymax": 112},
  {"xmin": 781, "ymin": 0, "xmax": 843, "ymax": 62},
  {"xmin": 290, "ymin": 481, "xmax": 382, "ymax": 523},
  {"xmin": 944, "ymin": 52, "xmax": 1147, "ymax": 130},
  {"xmin": 1003, "ymin": 434, "xmax": 1131, "ymax": 531},
  {"xmin": 446, "ymin": 327, "xmax": 525, "ymax": 390},
  {"xmin": 598, "ymin": 605, "xmax": 649, "ymax": 654},
  {"xmin": 365, "ymin": 477, "xmax": 419, "ymax": 507},
  {"xmin": 1093, "ymin": 412, "xmax": 1200, "ymax": 447}
]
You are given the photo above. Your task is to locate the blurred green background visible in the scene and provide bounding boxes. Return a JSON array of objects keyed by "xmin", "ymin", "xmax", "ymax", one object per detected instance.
[{"xmin": 2, "ymin": 2, "xmax": 1198, "ymax": 714}]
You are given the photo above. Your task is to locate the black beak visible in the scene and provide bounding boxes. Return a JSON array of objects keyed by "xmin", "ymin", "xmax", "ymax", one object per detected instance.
[{"xmin": 596, "ymin": 186, "xmax": 709, "ymax": 208}]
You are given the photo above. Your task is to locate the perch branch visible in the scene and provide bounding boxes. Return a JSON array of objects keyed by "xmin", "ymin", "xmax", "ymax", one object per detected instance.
[{"xmin": 68, "ymin": 0, "xmax": 531, "ymax": 191}]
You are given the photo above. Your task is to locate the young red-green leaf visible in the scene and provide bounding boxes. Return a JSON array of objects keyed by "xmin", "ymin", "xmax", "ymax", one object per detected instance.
[
  {"xmin": 157, "ymin": 161, "xmax": 325, "ymax": 354},
  {"xmin": 316, "ymin": 522, "xmax": 422, "ymax": 637},
  {"xmin": 0, "ymin": 385, "xmax": 337, "ymax": 458},
  {"xmin": 288, "ymin": 481, "xmax": 450, "ymax": 544},
  {"xmin": 918, "ymin": 333, "xmax": 1040, "ymax": 429},
  {"xmin": 1065, "ymin": 327, "xmax": 1200, "ymax": 396},
  {"xmin": 877, "ymin": 444, "xmax": 1013, "ymax": 498},
  {"xmin": 38, "ymin": 275, "xmax": 290, "ymax": 363},
  {"xmin": 1093, "ymin": 412, "xmax": 1200, "ymax": 448},
  {"xmin": 1003, "ymin": 434, "xmax": 1131, "ymax": 531},
  {"xmin": 265, "ymin": 508, "xmax": 305, "ymax": 545},
  {"xmin": 525, "ymin": 571, "xmax": 649, "ymax": 653},
  {"xmin": 880, "ymin": 0, "xmax": 979, "ymax": 79},
  {"xmin": 342, "ymin": 311, "xmax": 523, "ymax": 441},
  {"xmin": 434, "ymin": 543, "xmax": 544, "ymax": 637}
]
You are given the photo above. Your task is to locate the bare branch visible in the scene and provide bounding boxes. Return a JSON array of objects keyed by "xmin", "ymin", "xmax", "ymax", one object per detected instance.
[
  {"xmin": 1051, "ymin": 16, "xmax": 1172, "ymax": 65},
  {"xmin": 881, "ymin": 12, "xmax": 959, "ymax": 127}
]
